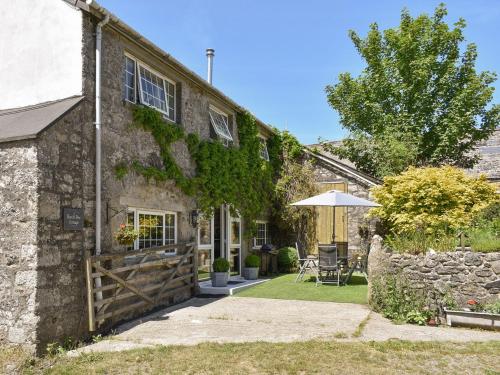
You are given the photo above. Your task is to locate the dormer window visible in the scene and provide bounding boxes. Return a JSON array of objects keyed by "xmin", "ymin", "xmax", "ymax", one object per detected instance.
[
  {"xmin": 123, "ymin": 54, "xmax": 176, "ymax": 122},
  {"xmin": 259, "ymin": 137, "xmax": 270, "ymax": 161},
  {"xmin": 209, "ymin": 106, "xmax": 233, "ymax": 145}
]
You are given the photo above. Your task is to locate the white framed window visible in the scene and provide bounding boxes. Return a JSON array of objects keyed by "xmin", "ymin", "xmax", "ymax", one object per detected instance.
[
  {"xmin": 253, "ymin": 221, "xmax": 269, "ymax": 248},
  {"xmin": 123, "ymin": 54, "xmax": 176, "ymax": 122},
  {"xmin": 230, "ymin": 216, "xmax": 241, "ymax": 248},
  {"xmin": 209, "ymin": 106, "xmax": 233, "ymax": 144},
  {"xmin": 198, "ymin": 216, "xmax": 214, "ymax": 249},
  {"xmin": 126, "ymin": 208, "xmax": 177, "ymax": 254},
  {"xmin": 259, "ymin": 137, "xmax": 270, "ymax": 161},
  {"xmin": 123, "ymin": 55, "xmax": 136, "ymax": 103}
]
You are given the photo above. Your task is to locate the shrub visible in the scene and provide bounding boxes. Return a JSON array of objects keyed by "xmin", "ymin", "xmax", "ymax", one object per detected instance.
[
  {"xmin": 385, "ymin": 232, "xmax": 457, "ymax": 255},
  {"xmin": 370, "ymin": 166, "xmax": 498, "ymax": 235},
  {"xmin": 370, "ymin": 274, "xmax": 432, "ymax": 325},
  {"xmin": 483, "ymin": 301, "xmax": 500, "ymax": 314},
  {"xmin": 468, "ymin": 227, "xmax": 500, "ymax": 253},
  {"xmin": 277, "ymin": 247, "xmax": 298, "ymax": 273},
  {"xmin": 212, "ymin": 258, "xmax": 230, "ymax": 273},
  {"xmin": 244, "ymin": 254, "xmax": 260, "ymax": 268}
]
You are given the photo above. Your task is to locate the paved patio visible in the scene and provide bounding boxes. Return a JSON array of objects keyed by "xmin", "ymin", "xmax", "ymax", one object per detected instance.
[{"xmin": 79, "ymin": 296, "xmax": 500, "ymax": 353}]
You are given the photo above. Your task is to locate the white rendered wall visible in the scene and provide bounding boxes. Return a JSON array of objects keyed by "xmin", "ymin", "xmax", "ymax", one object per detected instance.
[{"xmin": 0, "ymin": 0, "xmax": 83, "ymax": 109}]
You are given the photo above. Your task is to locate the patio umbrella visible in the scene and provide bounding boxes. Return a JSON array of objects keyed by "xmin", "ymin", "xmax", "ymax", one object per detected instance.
[
  {"xmin": 290, "ymin": 190, "xmax": 380, "ymax": 245},
  {"xmin": 290, "ymin": 190, "xmax": 380, "ymax": 207}
]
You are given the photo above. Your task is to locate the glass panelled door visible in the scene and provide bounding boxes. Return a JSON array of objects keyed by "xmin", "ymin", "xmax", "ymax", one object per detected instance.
[
  {"xmin": 228, "ymin": 211, "xmax": 241, "ymax": 276},
  {"xmin": 197, "ymin": 216, "xmax": 214, "ymax": 280}
]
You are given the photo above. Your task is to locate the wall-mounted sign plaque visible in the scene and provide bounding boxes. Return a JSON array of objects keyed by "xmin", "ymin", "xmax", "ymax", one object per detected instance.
[{"xmin": 63, "ymin": 208, "xmax": 84, "ymax": 230}]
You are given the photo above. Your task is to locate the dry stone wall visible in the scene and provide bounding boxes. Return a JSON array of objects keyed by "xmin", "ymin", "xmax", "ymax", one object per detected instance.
[{"xmin": 368, "ymin": 236, "xmax": 500, "ymax": 313}]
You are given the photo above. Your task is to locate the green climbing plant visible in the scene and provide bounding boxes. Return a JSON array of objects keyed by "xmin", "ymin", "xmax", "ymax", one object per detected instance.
[
  {"xmin": 116, "ymin": 105, "xmax": 316, "ymax": 243},
  {"xmin": 119, "ymin": 106, "xmax": 273, "ymax": 230}
]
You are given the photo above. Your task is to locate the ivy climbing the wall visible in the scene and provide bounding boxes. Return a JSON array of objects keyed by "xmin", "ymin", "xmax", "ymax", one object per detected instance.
[
  {"xmin": 117, "ymin": 105, "xmax": 274, "ymax": 227},
  {"xmin": 116, "ymin": 105, "xmax": 317, "ymax": 247}
]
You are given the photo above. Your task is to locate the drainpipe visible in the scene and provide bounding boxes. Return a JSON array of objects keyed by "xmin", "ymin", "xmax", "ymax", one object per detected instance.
[
  {"xmin": 94, "ymin": 14, "xmax": 110, "ymax": 300},
  {"xmin": 206, "ymin": 48, "xmax": 214, "ymax": 84}
]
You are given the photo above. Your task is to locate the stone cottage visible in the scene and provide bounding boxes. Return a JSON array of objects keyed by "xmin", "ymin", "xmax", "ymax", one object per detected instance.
[{"xmin": 0, "ymin": 0, "xmax": 277, "ymax": 352}]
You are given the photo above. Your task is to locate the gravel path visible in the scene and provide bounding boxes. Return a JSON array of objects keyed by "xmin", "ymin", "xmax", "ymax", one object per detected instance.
[{"xmin": 78, "ymin": 296, "xmax": 500, "ymax": 354}]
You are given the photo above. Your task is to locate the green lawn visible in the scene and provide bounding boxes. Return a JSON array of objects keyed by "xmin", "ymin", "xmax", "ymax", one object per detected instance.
[
  {"xmin": 3, "ymin": 341, "xmax": 499, "ymax": 374},
  {"xmin": 236, "ymin": 273, "xmax": 368, "ymax": 304}
]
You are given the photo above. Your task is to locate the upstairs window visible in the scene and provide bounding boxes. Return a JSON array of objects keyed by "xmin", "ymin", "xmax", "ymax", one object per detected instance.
[
  {"xmin": 259, "ymin": 137, "xmax": 270, "ymax": 161},
  {"xmin": 209, "ymin": 106, "xmax": 233, "ymax": 145},
  {"xmin": 123, "ymin": 54, "xmax": 176, "ymax": 122},
  {"xmin": 123, "ymin": 55, "xmax": 136, "ymax": 103}
]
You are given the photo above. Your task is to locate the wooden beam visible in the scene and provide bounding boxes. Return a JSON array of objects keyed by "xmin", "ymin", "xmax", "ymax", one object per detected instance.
[
  {"xmin": 85, "ymin": 257, "xmax": 96, "ymax": 331},
  {"xmin": 93, "ymin": 263, "xmax": 154, "ymax": 305},
  {"xmin": 154, "ymin": 246, "xmax": 194, "ymax": 302}
]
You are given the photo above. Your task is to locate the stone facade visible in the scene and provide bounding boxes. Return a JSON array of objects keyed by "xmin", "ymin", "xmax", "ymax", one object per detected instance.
[
  {"xmin": 368, "ymin": 236, "xmax": 500, "ymax": 314},
  {"xmin": 469, "ymin": 128, "xmax": 500, "ymax": 187},
  {"xmin": 1, "ymin": 5, "xmax": 269, "ymax": 352},
  {"xmin": 0, "ymin": 141, "xmax": 39, "ymax": 350}
]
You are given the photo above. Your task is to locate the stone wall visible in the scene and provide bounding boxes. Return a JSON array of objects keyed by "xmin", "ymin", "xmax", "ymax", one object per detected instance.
[
  {"xmin": 35, "ymin": 101, "xmax": 93, "ymax": 351},
  {"xmin": 470, "ymin": 128, "xmax": 500, "ymax": 182},
  {"xmin": 368, "ymin": 236, "xmax": 500, "ymax": 313},
  {"xmin": 0, "ymin": 140, "xmax": 39, "ymax": 351}
]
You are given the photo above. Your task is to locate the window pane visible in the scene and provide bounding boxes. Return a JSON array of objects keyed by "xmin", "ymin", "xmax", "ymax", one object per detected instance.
[
  {"xmin": 138, "ymin": 66, "xmax": 168, "ymax": 114},
  {"xmin": 199, "ymin": 218, "xmax": 212, "ymax": 246},
  {"xmin": 123, "ymin": 56, "xmax": 136, "ymax": 102},
  {"xmin": 209, "ymin": 108, "xmax": 233, "ymax": 142},
  {"xmin": 260, "ymin": 138, "xmax": 270, "ymax": 161},
  {"xmin": 231, "ymin": 220, "xmax": 240, "ymax": 245}
]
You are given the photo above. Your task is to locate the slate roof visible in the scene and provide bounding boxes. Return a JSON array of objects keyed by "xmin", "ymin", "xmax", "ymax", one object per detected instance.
[{"xmin": 0, "ymin": 96, "xmax": 84, "ymax": 143}]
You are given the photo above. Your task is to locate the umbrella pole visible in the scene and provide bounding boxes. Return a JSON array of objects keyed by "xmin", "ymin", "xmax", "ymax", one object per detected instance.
[{"xmin": 332, "ymin": 207, "xmax": 336, "ymax": 244}]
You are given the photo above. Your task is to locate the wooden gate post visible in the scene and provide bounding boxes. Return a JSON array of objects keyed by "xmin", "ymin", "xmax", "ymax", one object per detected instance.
[{"xmin": 85, "ymin": 257, "xmax": 96, "ymax": 331}]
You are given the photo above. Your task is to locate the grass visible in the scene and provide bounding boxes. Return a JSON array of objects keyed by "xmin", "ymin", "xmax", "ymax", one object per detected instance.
[
  {"xmin": 3, "ymin": 341, "xmax": 500, "ymax": 374},
  {"xmin": 236, "ymin": 273, "xmax": 368, "ymax": 304}
]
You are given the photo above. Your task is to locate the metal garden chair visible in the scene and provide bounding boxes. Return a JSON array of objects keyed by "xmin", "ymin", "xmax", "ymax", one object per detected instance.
[{"xmin": 315, "ymin": 244, "xmax": 340, "ymax": 286}]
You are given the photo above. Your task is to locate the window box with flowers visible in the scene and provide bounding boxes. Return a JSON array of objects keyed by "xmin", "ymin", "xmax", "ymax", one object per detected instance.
[{"xmin": 444, "ymin": 299, "xmax": 500, "ymax": 330}]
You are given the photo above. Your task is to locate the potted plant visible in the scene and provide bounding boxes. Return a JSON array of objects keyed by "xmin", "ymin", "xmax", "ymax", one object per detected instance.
[
  {"xmin": 115, "ymin": 224, "xmax": 139, "ymax": 248},
  {"xmin": 211, "ymin": 258, "xmax": 230, "ymax": 287},
  {"xmin": 243, "ymin": 254, "xmax": 260, "ymax": 280}
]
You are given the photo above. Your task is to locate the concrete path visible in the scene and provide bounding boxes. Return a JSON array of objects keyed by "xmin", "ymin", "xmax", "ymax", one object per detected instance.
[{"xmin": 79, "ymin": 296, "xmax": 500, "ymax": 353}]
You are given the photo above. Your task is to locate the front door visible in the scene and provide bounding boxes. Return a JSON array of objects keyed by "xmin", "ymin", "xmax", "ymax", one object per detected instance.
[
  {"xmin": 199, "ymin": 205, "xmax": 241, "ymax": 277},
  {"xmin": 227, "ymin": 210, "xmax": 241, "ymax": 276}
]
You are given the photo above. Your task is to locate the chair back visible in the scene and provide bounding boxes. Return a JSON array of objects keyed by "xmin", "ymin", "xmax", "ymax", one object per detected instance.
[{"xmin": 318, "ymin": 245, "xmax": 337, "ymax": 267}]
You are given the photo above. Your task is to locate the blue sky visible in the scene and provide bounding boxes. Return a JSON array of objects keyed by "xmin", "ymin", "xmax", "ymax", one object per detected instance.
[{"xmin": 98, "ymin": 0, "xmax": 500, "ymax": 144}]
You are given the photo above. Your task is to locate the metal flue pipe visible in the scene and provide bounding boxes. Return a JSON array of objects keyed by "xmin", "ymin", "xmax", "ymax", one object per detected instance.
[{"xmin": 206, "ymin": 48, "xmax": 214, "ymax": 84}]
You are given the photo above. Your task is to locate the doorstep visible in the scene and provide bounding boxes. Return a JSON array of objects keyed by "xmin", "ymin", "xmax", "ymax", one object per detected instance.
[{"xmin": 198, "ymin": 276, "xmax": 270, "ymax": 296}]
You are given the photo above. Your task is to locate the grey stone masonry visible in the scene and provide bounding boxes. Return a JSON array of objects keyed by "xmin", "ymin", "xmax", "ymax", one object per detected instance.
[
  {"xmin": 470, "ymin": 128, "xmax": 500, "ymax": 181},
  {"xmin": 368, "ymin": 236, "xmax": 500, "ymax": 314},
  {"xmin": 0, "ymin": 140, "xmax": 39, "ymax": 351}
]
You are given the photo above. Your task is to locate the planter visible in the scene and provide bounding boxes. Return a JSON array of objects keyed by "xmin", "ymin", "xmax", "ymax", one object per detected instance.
[
  {"xmin": 444, "ymin": 308, "xmax": 500, "ymax": 331},
  {"xmin": 211, "ymin": 272, "xmax": 229, "ymax": 287},
  {"xmin": 243, "ymin": 267, "xmax": 259, "ymax": 280}
]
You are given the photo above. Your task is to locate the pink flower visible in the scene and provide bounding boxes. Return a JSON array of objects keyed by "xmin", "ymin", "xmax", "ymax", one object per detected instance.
[{"xmin": 467, "ymin": 299, "xmax": 477, "ymax": 306}]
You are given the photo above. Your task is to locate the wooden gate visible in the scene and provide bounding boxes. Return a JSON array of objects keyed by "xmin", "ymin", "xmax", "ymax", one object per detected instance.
[{"xmin": 85, "ymin": 243, "xmax": 197, "ymax": 331}]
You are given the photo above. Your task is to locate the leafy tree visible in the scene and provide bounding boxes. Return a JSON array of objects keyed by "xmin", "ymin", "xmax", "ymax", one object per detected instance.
[
  {"xmin": 326, "ymin": 4, "xmax": 499, "ymax": 179},
  {"xmin": 269, "ymin": 131, "xmax": 318, "ymax": 252},
  {"xmin": 370, "ymin": 166, "xmax": 498, "ymax": 234}
]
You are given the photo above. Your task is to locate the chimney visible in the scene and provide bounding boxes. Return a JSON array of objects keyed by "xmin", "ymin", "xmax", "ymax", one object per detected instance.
[{"xmin": 206, "ymin": 48, "xmax": 214, "ymax": 85}]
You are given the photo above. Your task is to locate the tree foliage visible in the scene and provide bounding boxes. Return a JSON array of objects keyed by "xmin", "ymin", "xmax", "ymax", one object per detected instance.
[
  {"xmin": 269, "ymin": 131, "xmax": 319, "ymax": 251},
  {"xmin": 326, "ymin": 4, "xmax": 499, "ymax": 178},
  {"xmin": 370, "ymin": 166, "xmax": 498, "ymax": 234}
]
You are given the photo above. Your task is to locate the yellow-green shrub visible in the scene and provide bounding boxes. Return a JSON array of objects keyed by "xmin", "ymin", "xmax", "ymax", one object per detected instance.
[{"xmin": 370, "ymin": 166, "xmax": 498, "ymax": 234}]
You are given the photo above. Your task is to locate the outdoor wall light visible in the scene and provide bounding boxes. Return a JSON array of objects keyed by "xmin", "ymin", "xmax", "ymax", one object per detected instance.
[{"xmin": 190, "ymin": 209, "xmax": 200, "ymax": 228}]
